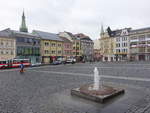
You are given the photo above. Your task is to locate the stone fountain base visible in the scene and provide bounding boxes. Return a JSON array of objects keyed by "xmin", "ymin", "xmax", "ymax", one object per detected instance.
[{"xmin": 71, "ymin": 84, "xmax": 125, "ymax": 103}]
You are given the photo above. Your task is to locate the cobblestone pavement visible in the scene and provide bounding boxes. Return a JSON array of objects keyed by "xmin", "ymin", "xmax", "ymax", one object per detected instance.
[{"xmin": 0, "ymin": 62, "xmax": 150, "ymax": 113}]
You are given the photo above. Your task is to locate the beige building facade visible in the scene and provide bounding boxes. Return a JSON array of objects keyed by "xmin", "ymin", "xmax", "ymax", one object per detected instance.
[
  {"xmin": 0, "ymin": 30, "xmax": 16, "ymax": 61},
  {"xmin": 99, "ymin": 27, "xmax": 115, "ymax": 61}
]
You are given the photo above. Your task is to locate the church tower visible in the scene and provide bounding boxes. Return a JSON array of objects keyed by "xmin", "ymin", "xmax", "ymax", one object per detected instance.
[
  {"xmin": 100, "ymin": 24, "xmax": 104, "ymax": 38},
  {"xmin": 19, "ymin": 11, "xmax": 28, "ymax": 32}
]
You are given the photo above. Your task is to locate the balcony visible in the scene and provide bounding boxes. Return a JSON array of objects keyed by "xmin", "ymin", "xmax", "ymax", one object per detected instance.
[
  {"xmin": 145, "ymin": 38, "xmax": 150, "ymax": 41},
  {"xmin": 130, "ymin": 39, "xmax": 138, "ymax": 42},
  {"xmin": 131, "ymin": 45, "xmax": 137, "ymax": 47}
]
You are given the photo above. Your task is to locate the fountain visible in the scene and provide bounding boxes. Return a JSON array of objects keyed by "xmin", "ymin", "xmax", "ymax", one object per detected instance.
[
  {"xmin": 93, "ymin": 67, "xmax": 100, "ymax": 90},
  {"xmin": 71, "ymin": 67, "xmax": 125, "ymax": 103}
]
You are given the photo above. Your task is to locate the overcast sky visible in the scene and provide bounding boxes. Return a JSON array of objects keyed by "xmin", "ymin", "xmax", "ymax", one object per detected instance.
[{"xmin": 0, "ymin": 0, "xmax": 150, "ymax": 40}]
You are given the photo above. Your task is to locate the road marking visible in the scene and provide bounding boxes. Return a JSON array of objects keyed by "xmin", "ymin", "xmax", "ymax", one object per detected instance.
[
  {"xmin": 29, "ymin": 70, "xmax": 150, "ymax": 82},
  {"xmin": 70, "ymin": 66, "xmax": 150, "ymax": 70},
  {"xmin": 29, "ymin": 65, "xmax": 150, "ymax": 70},
  {"xmin": 0, "ymin": 69, "xmax": 19, "ymax": 72}
]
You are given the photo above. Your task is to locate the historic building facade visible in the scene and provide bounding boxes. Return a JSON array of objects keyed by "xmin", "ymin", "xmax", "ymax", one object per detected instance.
[
  {"xmin": 75, "ymin": 33, "xmax": 94, "ymax": 61},
  {"xmin": 0, "ymin": 30, "xmax": 16, "ymax": 61},
  {"xmin": 99, "ymin": 26, "xmax": 150, "ymax": 61},
  {"xmin": 94, "ymin": 39, "xmax": 102, "ymax": 61},
  {"xmin": 114, "ymin": 28, "xmax": 131, "ymax": 61},
  {"xmin": 129, "ymin": 27, "xmax": 150, "ymax": 61},
  {"xmin": 59, "ymin": 36, "xmax": 73, "ymax": 60},
  {"xmin": 33, "ymin": 30, "xmax": 63, "ymax": 64},
  {"xmin": 59, "ymin": 32, "xmax": 82, "ymax": 61},
  {"xmin": 99, "ymin": 26, "xmax": 115, "ymax": 61}
]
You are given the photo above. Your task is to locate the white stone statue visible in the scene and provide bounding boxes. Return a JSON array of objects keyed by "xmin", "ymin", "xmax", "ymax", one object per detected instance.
[{"xmin": 93, "ymin": 67, "xmax": 100, "ymax": 90}]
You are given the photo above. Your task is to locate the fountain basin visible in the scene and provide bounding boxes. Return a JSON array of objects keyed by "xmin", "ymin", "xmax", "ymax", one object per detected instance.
[{"xmin": 71, "ymin": 84, "xmax": 125, "ymax": 103}]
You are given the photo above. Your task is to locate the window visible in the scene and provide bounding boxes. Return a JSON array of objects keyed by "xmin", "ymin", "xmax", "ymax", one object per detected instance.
[
  {"xmin": 147, "ymin": 47, "xmax": 150, "ymax": 52},
  {"xmin": 116, "ymin": 43, "xmax": 120, "ymax": 47},
  {"xmin": 36, "ymin": 48, "xmax": 40, "ymax": 55},
  {"xmin": 6, "ymin": 42, "xmax": 8, "ymax": 46},
  {"xmin": 116, "ymin": 49, "xmax": 120, "ymax": 53},
  {"xmin": 33, "ymin": 40, "xmax": 37, "ymax": 45},
  {"xmin": 45, "ymin": 42, "xmax": 49, "ymax": 46},
  {"xmin": 122, "ymin": 49, "xmax": 127, "ymax": 53},
  {"xmin": 139, "ymin": 35, "xmax": 145, "ymax": 41},
  {"xmin": 44, "ymin": 50, "xmax": 49, "ymax": 54},
  {"xmin": 76, "ymin": 47, "xmax": 79, "ymax": 50},
  {"xmin": 1, "ymin": 42, "xmax": 4, "ymax": 46},
  {"xmin": 66, "ymin": 45, "xmax": 70, "ymax": 48},
  {"xmin": 130, "ymin": 36, "xmax": 138, "ymax": 41},
  {"xmin": 11, "ymin": 41, "xmax": 14, "ymax": 47},
  {"xmin": 29, "ymin": 39, "xmax": 33, "ymax": 43},
  {"xmin": 122, "ymin": 37, "xmax": 127, "ymax": 41},
  {"xmin": 58, "ymin": 51, "xmax": 61, "ymax": 54},
  {"xmin": 117, "ymin": 38, "xmax": 120, "ymax": 42},
  {"xmin": 139, "ymin": 42, "xmax": 145, "ymax": 45},
  {"xmin": 58, "ymin": 44, "xmax": 62, "ymax": 47},
  {"xmin": 76, "ymin": 42, "xmax": 79, "ymax": 45},
  {"xmin": 131, "ymin": 48, "xmax": 138, "ymax": 53},
  {"xmin": 0, "ymin": 51, "xmax": 4, "ymax": 54},
  {"xmin": 147, "ymin": 34, "xmax": 150, "ymax": 38},
  {"xmin": 130, "ymin": 42, "xmax": 137, "ymax": 46},
  {"xmin": 6, "ymin": 51, "xmax": 9, "ymax": 54},
  {"xmin": 52, "ymin": 51, "xmax": 56, "ymax": 54},
  {"xmin": 17, "ymin": 38, "xmax": 25, "ymax": 42},
  {"xmin": 122, "ymin": 43, "xmax": 127, "ymax": 47},
  {"xmin": 52, "ymin": 43, "xmax": 56, "ymax": 47},
  {"xmin": 139, "ymin": 47, "xmax": 145, "ymax": 53},
  {"xmin": 11, "ymin": 51, "xmax": 14, "ymax": 55}
]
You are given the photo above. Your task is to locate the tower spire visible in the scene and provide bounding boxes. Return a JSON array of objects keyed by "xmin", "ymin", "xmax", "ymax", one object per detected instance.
[
  {"xmin": 19, "ymin": 10, "xmax": 28, "ymax": 32},
  {"xmin": 100, "ymin": 24, "xmax": 104, "ymax": 35}
]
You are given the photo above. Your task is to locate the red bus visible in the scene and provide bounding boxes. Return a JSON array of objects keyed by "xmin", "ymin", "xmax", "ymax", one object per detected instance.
[
  {"xmin": 0, "ymin": 61, "xmax": 8, "ymax": 69},
  {"xmin": 0, "ymin": 59, "xmax": 31, "ymax": 69},
  {"xmin": 11, "ymin": 59, "xmax": 31, "ymax": 68}
]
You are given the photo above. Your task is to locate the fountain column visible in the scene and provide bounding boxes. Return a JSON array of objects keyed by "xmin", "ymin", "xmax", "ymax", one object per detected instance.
[{"xmin": 93, "ymin": 67, "xmax": 100, "ymax": 90}]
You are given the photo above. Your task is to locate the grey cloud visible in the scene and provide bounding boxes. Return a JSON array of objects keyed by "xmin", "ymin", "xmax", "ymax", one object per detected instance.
[{"xmin": 0, "ymin": 0, "xmax": 150, "ymax": 40}]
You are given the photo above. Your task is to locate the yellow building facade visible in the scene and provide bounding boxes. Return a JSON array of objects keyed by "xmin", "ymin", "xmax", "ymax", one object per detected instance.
[
  {"xmin": 33, "ymin": 30, "xmax": 63, "ymax": 64},
  {"xmin": 41, "ymin": 40, "xmax": 63, "ymax": 63},
  {"xmin": 72, "ymin": 39, "xmax": 81, "ymax": 57}
]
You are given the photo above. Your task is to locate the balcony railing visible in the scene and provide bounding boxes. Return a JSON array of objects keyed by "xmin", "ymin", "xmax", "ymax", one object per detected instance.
[
  {"xmin": 130, "ymin": 38, "xmax": 150, "ymax": 42},
  {"xmin": 130, "ymin": 39, "xmax": 138, "ymax": 42},
  {"xmin": 131, "ymin": 44, "xmax": 150, "ymax": 47}
]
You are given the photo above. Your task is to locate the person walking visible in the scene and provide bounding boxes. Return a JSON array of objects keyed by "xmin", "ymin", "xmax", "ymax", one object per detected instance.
[{"xmin": 20, "ymin": 61, "xmax": 24, "ymax": 73}]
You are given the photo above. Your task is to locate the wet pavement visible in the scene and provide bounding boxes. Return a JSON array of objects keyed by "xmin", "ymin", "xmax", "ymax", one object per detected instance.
[{"xmin": 0, "ymin": 62, "xmax": 150, "ymax": 113}]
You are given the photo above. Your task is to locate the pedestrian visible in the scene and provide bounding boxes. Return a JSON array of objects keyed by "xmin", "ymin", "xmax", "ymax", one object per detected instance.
[{"xmin": 20, "ymin": 61, "xmax": 24, "ymax": 73}]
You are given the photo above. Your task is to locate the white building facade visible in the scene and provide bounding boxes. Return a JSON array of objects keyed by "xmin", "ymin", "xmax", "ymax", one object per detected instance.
[{"xmin": 114, "ymin": 28, "xmax": 131, "ymax": 61}]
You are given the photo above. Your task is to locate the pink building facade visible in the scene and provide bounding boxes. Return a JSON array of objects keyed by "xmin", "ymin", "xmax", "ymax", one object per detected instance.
[{"xmin": 60, "ymin": 36, "xmax": 73, "ymax": 59}]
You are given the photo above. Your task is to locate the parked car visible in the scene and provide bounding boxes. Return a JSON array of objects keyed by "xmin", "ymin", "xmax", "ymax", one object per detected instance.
[
  {"xmin": 52, "ymin": 60, "xmax": 62, "ymax": 65},
  {"xmin": 66, "ymin": 58, "xmax": 76, "ymax": 64},
  {"xmin": 31, "ymin": 63, "xmax": 41, "ymax": 67}
]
